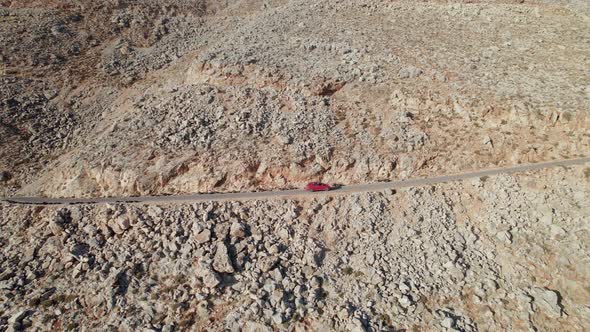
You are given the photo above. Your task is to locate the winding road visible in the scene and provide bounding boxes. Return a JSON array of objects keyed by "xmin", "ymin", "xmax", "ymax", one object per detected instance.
[{"xmin": 2, "ymin": 157, "xmax": 589, "ymax": 206}]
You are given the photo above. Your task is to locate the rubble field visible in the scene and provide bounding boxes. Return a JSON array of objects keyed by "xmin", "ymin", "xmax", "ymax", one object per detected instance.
[
  {"xmin": 1, "ymin": 165, "xmax": 589, "ymax": 331},
  {"xmin": 1, "ymin": 0, "xmax": 589, "ymax": 331}
]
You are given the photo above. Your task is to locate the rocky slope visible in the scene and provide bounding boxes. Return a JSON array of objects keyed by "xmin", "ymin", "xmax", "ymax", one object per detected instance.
[
  {"xmin": 1, "ymin": 165, "xmax": 589, "ymax": 331},
  {"xmin": 1, "ymin": 2, "xmax": 589, "ymax": 331},
  {"xmin": 1, "ymin": 0, "xmax": 589, "ymax": 198}
]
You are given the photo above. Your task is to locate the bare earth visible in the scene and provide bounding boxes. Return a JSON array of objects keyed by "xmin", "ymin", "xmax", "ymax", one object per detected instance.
[{"xmin": 0, "ymin": 0, "xmax": 589, "ymax": 331}]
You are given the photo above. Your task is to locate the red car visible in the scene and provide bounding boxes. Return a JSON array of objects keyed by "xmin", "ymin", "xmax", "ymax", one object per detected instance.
[{"xmin": 305, "ymin": 182, "xmax": 332, "ymax": 192}]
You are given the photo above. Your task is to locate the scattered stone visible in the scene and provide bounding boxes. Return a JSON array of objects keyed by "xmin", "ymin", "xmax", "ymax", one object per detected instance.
[
  {"xmin": 212, "ymin": 242, "xmax": 234, "ymax": 273},
  {"xmin": 108, "ymin": 215, "xmax": 130, "ymax": 235},
  {"xmin": 49, "ymin": 210, "xmax": 70, "ymax": 236},
  {"xmin": 496, "ymin": 231, "xmax": 512, "ymax": 244},
  {"xmin": 7, "ymin": 309, "xmax": 32, "ymax": 332},
  {"xmin": 195, "ymin": 229, "xmax": 212, "ymax": 244},
  {"xmin": 399, "ymin": 282, "xmax": 410, "ymax": 293},
  {"xmin": 116, "ymin": 216, "xmax": 130, "ymax": 231},
  {"xmin": 529, "ymin": 287, "xmax": 563, "ymax": 318},
  {"xmin": 272, "ymin": 312, "xmax": 284, "ymax": 325},
  {"xmin": 398, "ymin": 295, "xmax": 412, "ymax": 308},
  {"xmin": 303, "ymin": 239, "xmax": 325, "ymax": 267},
  {"xmin": 440, "ymin": 317, "xmax": 454, "ymax": 329},
  {"xmin": 230, "ymin": 221, "xmax": 247, "ymax": 240},
  {"xmin": 258, "ymin": 256, "xmax": 279, "ymax": 272},
  {"xmin": 0, "ymin": 170, "xmax": 12, "ymax": 182},
  {"xmin": 398, "ymin": 66, "xmax": 422, "ymax": 79},
  {"xmin": 310, "ymin": 276, "xmax": 322, "ymax": 288},
  {"xmin": 196, "ymin": 261, "xmax": 221, "ymax": 288}
]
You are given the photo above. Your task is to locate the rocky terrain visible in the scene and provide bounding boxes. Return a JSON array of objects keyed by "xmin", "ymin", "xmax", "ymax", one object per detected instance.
[
  {"xmin": 1, "ymin": 0, "xmax": 589, "ymax": 331},
  {"xmin": 1, "ymin": 0, "xmax": 589, "ymax": 198},
  {"xmin": 1, "ymin": 165, "xmax": 589, "ymax": 331}
]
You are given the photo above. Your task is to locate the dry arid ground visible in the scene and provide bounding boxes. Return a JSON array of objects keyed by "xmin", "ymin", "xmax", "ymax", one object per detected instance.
[
  {"xmin": 1, "ymin": 166, "xmax": 589, "ymax": 331},
  {"xmin": 0, "ymin": 0, "xmax": 589, "ymax": 331},
  {"xmin": 1, "ymin": 0, "xmax": 588, "ymax": 197}
]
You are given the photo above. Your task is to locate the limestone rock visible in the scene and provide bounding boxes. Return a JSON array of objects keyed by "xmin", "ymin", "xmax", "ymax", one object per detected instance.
[
  {"xmin": 195, "ymin": 229, "xmax": 212, "ymax": 244},
  {"xmin": 7, "ymin": 309, "xmax": 32, "ymax": 332},
  {"xmin": 212, "ymin": 242, "xmax": 234, "ymax": 273},
  {"xmin": 229, "ymin": 221, "xmax": 247, "ymax": 240},
  {"xmin": 258, "ymin": 256, "xmax": 279, "ymax": 272},
  {"xmin": 398, "ymin": 66, "xmax": 422, "ymax": 79},
  {"xmin": 195, "ymin": 261, "xmax": 221, "ymax": 288},
  {"xmin": 529, "ymin": 287, "xmax": 563, "ymax": 318}
]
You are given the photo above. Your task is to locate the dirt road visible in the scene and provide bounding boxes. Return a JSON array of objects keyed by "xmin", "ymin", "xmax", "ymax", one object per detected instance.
[{"xmin": 3, "ymin": 157, "xmax": 589, "ymax": 206}]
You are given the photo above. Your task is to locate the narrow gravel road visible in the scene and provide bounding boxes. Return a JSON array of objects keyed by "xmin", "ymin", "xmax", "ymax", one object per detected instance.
[{"xmin": 3, "ymin": 157, "xmax": 589, "ymax": 206}]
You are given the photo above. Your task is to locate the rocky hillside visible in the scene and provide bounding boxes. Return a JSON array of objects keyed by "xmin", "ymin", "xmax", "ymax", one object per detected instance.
[
  {"xmin": 1, "ymin": 165, "xmax": 589, "ymax": 330},
  {"xmin": 1, "ymin": 1, "xmax": 589, "ymax": 331},
  {"xmin": 1, "ymin": 0, "xmax": 589, "ymax": 198}
]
